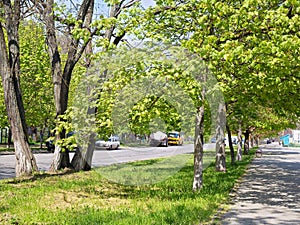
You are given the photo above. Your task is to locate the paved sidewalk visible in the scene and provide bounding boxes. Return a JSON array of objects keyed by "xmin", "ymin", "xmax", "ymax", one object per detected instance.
[{"xmin": 221, "ymin": 144, "xmax": 300, "ymax": 224}]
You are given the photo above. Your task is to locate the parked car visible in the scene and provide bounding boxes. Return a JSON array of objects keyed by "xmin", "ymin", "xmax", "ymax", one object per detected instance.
[
  {"xmin": 95, "ymin": 136, "xmax": 120, "ymax": 150},
  {"xmin": 45, "ymin": 131, "xmax": 77, "ymax": 153},
  {"xmin": 106, "ymin": 136, "xmax": 120, "ymax": 150},
  {"xmin": 149, "ymin": 131, "xmax": 168, "ymax": 147},
  {"xmin": 45, "ymin": 139, "xmax": 55, "ymax": 152},
  {"xmin": 95, "ymin": 139, "xmax": 107, "ymax": 148}
]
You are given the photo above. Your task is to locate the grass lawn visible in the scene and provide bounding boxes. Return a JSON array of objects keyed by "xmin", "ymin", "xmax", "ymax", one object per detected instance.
[
  {"xmin": 0, "ymin": 143, "xmax": 47, "ymax": 152},
  {"xmin": 0, "ymin": 149, "xmax": 255, "ymax": 224}
]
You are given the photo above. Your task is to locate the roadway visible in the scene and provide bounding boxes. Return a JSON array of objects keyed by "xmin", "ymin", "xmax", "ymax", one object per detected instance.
[{"xmin": 0, "ymin": 143, "xmax": 216, "ymax": 180}]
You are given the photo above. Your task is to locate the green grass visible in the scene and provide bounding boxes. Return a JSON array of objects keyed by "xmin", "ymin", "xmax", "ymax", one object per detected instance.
[
  {"xmin": 289, "ymin": 143, "xmax": 300, "ymax": 148},
  {"xmin": 0, "ymin": 146, "xmax": 48, "ymax": 152},
  {"xmin": 0, "ymin": 149, "xmax": 255, "ymax": 224}
]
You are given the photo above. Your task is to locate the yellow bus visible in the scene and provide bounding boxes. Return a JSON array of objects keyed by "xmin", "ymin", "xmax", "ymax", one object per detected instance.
[{"xmin": 167, "ymin": 131, "xmax": 183, "ymax": 146}]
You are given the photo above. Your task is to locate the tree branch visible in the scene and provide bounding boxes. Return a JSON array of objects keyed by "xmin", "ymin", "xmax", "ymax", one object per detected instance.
[
  {"xmin": 115, "ymin": 0, "xmax": 140, "ymax": 17},
  {"xmin": 153, "ymin": 6, "xmax": 176, "ymax": 15}
]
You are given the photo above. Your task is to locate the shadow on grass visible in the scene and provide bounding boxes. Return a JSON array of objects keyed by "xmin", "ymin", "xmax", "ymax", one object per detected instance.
[
  {"xmin": 6, "ymin": 168, "xmax": 76, "ymax": 184},
  {"xmin": 3, "ymin": 149, "xmax": 255, "ymax": 202}
]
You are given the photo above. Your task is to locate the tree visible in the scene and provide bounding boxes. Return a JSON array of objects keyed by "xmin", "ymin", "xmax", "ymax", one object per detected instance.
[
  {"xmin": 32, "ymin": 0, "xmax": 97, "ymax": 170},
  {"xmin": 0, "ymin": 0, "xmax": 38, "ymax": 176},
  {"xmin": 19, "ymin": 20, "xmax": 54, "ymax": 132},
  {"xmin": 32, "ymin": 0, "xmax": 143, "ymax": 171},
  {"xmin": 77, "ymin": 44, "xmax": 219, "ymax": 191},
  {"xmin": 0, "ymin": 83, "xmax": 7, "ymax": 128},
  {"xmin": 141, "ymin": 0, "xmax": 300, "ymax": 173}
]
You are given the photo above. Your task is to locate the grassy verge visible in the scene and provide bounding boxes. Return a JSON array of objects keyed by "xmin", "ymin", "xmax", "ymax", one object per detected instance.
[
  {"xmin": 289, "ymin": 143, "xmax": 300, "ymax": 148},
  {"xmin": 0, "ymin": 149, "xmax": 255, "ymax": 224},
  {"xmin": 0, "ymin": 146, "xmax": 49, "ymax": 152}
]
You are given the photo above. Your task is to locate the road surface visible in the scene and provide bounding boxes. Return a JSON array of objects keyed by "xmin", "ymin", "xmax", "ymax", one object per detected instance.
[{"xmin": 0, "ymin": 143, "xmax": 215, "ymax": 180}]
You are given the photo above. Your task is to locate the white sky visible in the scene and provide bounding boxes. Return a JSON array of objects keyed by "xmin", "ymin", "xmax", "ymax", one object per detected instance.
[{"xmin": 142, "ymin": 0, "xmax": 156, "ymax": 8}]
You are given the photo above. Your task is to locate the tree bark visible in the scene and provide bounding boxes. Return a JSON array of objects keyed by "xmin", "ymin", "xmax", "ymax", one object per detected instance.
[
  {"xmin": 215, "ymin": 102, "xmax": 226, "ymax": 172},
  {"xmin": 244, "ymin": 128, "xmax": 250, "ymax": 154},
  {"xmin": 193, "ymin": 105, "xmax": 205, "ymax": 191},
  {"xmin": 193, "ymin": 66, "xmax": 208, "ymax": 191},
  {"xmin": 0, "ymin": 1, "xmax": 38, "ymax": 176},
  {"xmin": 71, "ymin": 1, "xmax": 128, "ymax": 171},
  {"xmin": 250, "ymin": 134, "xmax": 254, "ymax": 149},
  {"xmin": 71, "ymin": 132, "xmax": 96, "ymax": 171},
  {"xmin": 7, "ymin": 128, "xmax": 12, "ymax": 149},
  {"xmin": 226, "ymin": 123, "xmax": 235, "ymax": 165},
  {"xmin": 236, "ymin": 121, "xmax": 243, "ymax": 161},
  {"xmin": 40, "ymin": 0, "xmax": 94, "ymax": 171},
  {"xmin": 255, "ymin": 135, "xmax": 260, "ymax": 147},
  {"xmin": 71, "ymin": 0, "xmax": 99, "ymax": 171},
  {"xmin": 42, "ymin": 0, "xmax": 70, "ymax": 170}
]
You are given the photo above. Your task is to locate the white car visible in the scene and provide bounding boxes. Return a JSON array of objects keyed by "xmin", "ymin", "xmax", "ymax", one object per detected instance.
[
  {"xmin": 106, "ymin": 137, "xmax": 120, "ymax": 150},
  {"xmin": 95, "ymin": 140, "xmax": 107, "ymax": 148},
  {"xmin": 95, "ymin": 137, "xmax": 120, "ymax": 150}
]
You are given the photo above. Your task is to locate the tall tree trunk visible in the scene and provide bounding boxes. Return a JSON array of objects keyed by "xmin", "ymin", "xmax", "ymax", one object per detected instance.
[
  {"xmin": 193, "ymin": 67, "xmax": 207, "ymax": 191},
  {"xmin": 215, "ymin": 103, "xmax": 226, "ymax": 172},
  {"xmin": 8, "ymin": 128, "xmax": 12, "ymax": 149},
  {"xmin": 71, "ymin": 1, "xmax": 126, "ymax": 171},
  {"xmin": 236, "ymin": 122, "xmax": 243, "ymax": 161},
  {"xmin": 71, "ymin": 0, "xmax": 95, "ymax": 171},
  {"xmin": 43, "ymin": 0, "xmax": 70, "ymax": 170},
  {"xmin": 244, "ymin": 128, "xmax": 250, "ymax": 155},
  {"xmin": 226, "ymin": 123, "xmax": 235, "ymax": 165},
  {"xmin": 249, "ymin": 134, "xmax": 254, "ymax": 149},
  {"xmin": 0, "ymin": 2, "xmax": 38, "ymax": 176},
  {"xmin": 193, "ymin": 105, "xmax": 205, "ymax": 191},
  {"xmin": 255, "ymin": 135, "xmax": 259, "ymax": 147},
  {"xmin": 41, "ymin": 0, "xmax": 94, "ymax": 171},
  {"xmin": 71, "ymin": 132, "xmax": 96, "ymax": 171}
]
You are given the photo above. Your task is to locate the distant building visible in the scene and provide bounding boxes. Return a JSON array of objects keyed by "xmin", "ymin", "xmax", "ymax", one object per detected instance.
[{"xmin": 292, "ymin": 130, "xmax": 300, "ymax": 143}]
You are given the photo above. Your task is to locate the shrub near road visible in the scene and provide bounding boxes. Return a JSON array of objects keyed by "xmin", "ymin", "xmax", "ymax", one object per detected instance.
[{"xmin": 0, "ymin": 151, "xmax": 254, "ymax": 224}]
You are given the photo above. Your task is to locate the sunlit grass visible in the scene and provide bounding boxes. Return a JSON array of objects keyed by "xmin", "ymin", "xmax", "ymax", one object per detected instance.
[{"xmin": 0, "ymin": 148, "xmax": 255, "ymax": 224}]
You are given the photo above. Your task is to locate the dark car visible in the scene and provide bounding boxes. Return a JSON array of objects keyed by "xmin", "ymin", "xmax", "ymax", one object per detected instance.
[
  {"xmin": 45, "ymin": 131, "xmax": 76, "ymax": 152},
  {"xmin": 46, "ymin": 139, "xmax": 55, "ymax": 152}
]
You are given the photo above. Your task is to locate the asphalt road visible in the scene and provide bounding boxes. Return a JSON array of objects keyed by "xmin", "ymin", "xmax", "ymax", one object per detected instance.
[{"xmin": 0, "ymin": 143, "xmax": 215, "ymax": 180}]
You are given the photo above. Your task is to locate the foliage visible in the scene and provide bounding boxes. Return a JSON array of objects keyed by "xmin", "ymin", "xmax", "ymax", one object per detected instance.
[
  {"xmin": 19, "ymin": 20, "xmax": 54, "ymax": 128},
  {"xmin": 141, "ymin": 0, "xmax": 300, "ymax": 135},
  {"xmin": 67, "ymin": 44, "xmax": 221, "ymax": 141},
  {"xmin": 0, "ymin": 83, "xmax": 7, "ymax": 127},
  {"xmin": 0, "ymin": 21, "xmax": 54, "ymax": 129},
  {"xmin": 0, "ymin": 150, "xmax": 255, "ymax": 224}
]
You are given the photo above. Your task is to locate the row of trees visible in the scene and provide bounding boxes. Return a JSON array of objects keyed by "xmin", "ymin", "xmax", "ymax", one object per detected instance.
[{"xmin": 1, "ymin": 0, "xmax": 299, "ymax": 190}]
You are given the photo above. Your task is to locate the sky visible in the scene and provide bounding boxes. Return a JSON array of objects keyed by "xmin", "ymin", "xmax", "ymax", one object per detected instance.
[
  {"xmin": 142, "ymin": 0, "xmax": 156, "ymax": 8},
  {"xmin": 65, "ymin": 0, "xmax": 156, "ymax": 16}
]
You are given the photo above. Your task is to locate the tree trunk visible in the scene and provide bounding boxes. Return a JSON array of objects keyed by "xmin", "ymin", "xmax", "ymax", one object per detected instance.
[
  {"xmin": 215, "ymin": 102, "xmax": 226, "ymax": 172},
  {"xmin": 250, "ymin": 134, "xmax": 254, "ymax": 149},
  {"xmin": 244, "ymin": 128, "xmax": 250, "ymax": 155},
  {"xmin": 236, "ymin": 122, "xmax": 243, "ymax": 161},
  {"xmin": 42, "ymin": 0, "xmax": 70, "ymax": 171},
  {"xmin": 226, "ymin": 123, "xmax": 235, "ymax": 165},
  {"xmin": 255, "ymin": 135, "xmax": 259, "ymax": 147},
  {"xmin": 71, "ymin": 132, "xmax": 96, "ymax": 171},
  {"xmin": 71, "ymin": 0, "xmax": 95, "ymax": 171},
  {"xmin": 71, "ymin": 1, "xmax": 127, "ymax": 171},
  {"xmin": 42, "ymin": 0, "xmax": 93, "ymax": 171},
  {"xmin": 8, "ymin": 128, "xmax": 12, "ymax": 149},
  {"xmin": 0, "ymin": 3, "xmax": 38, "ymax": 176},
  {"xmin": 193, "ymin": 105, "xmax": 205, "ymax": 191}
]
